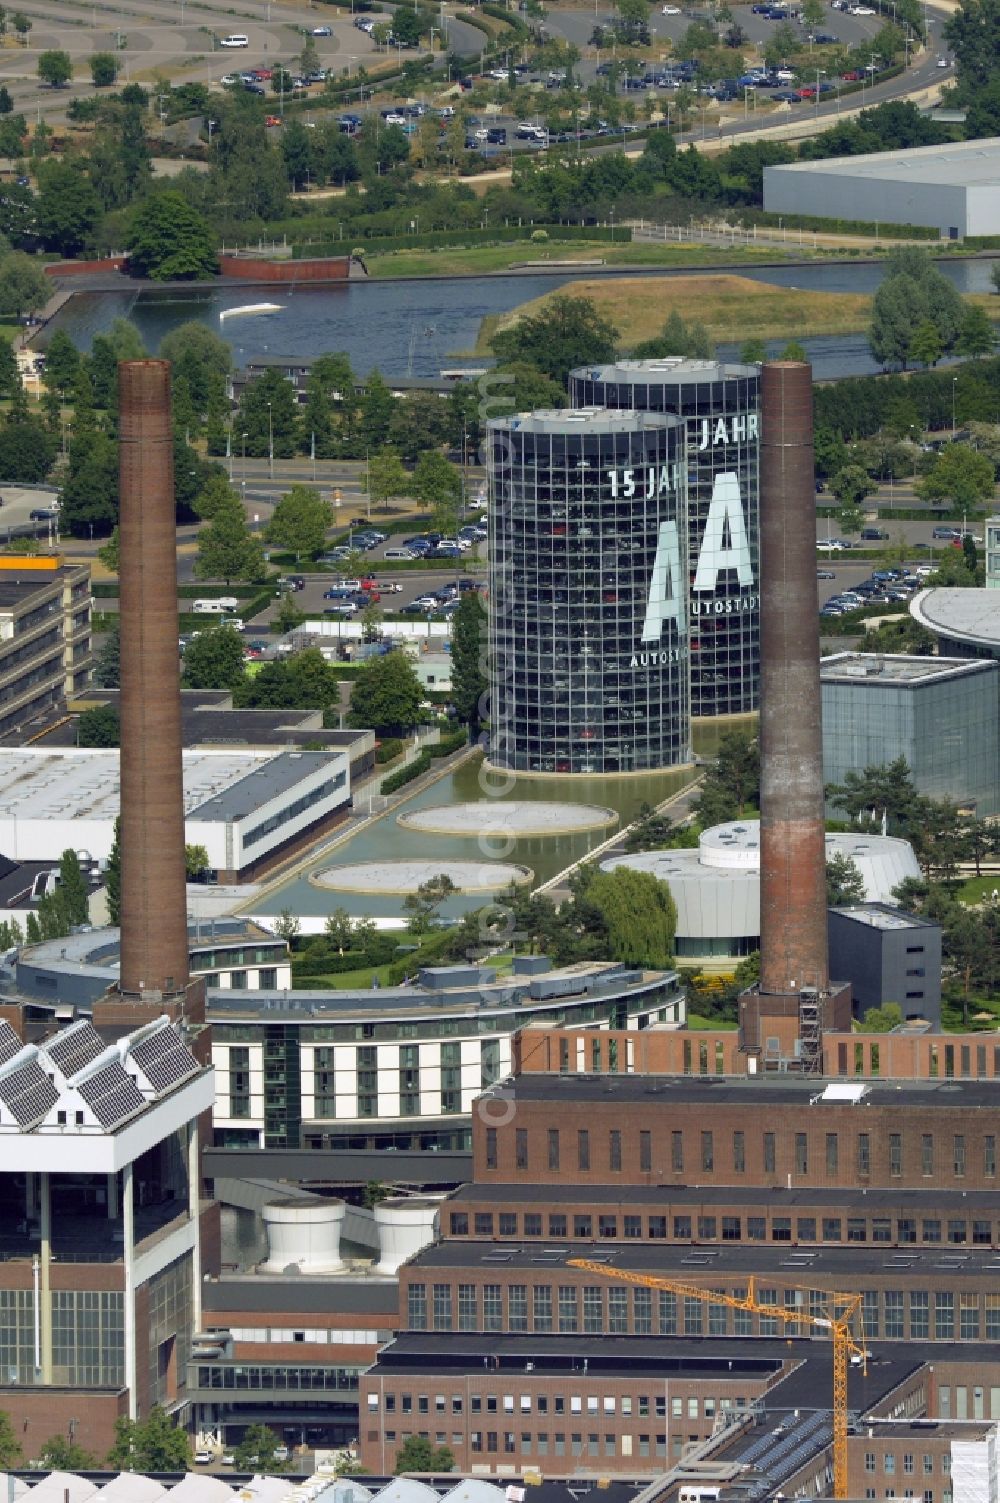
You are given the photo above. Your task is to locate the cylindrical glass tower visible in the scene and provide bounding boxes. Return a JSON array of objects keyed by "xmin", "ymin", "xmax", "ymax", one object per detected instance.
[
  {"xmin": 487, "ymin": 408, "xmax": 689, "ymax": 775},
  {"xmin": 568, "ymin": 359, "xmax": 761, "ymax": 719}
]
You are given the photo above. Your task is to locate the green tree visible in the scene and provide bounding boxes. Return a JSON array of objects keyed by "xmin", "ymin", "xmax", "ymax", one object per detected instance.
[
  {"xmin": 105, "ymin": 816, "xmax": 121, "ymax": 924},
  {"xmin": 413, "ymin": 450, "xmax": 461, "ymax": 531},
  {"xmin": 106, "ymin": 1407, "xmax": 191, "ymax": 1472},
  {"xmin": 273, "ymin": 908, "xmax": 301, "ymax": 942},
  {"xmin": 395, "ymin": 1437, "xmax": 455, "ymax": 1474},
  {"xmin": 186, "ymin": 843, "xmax": 211, "ymax": 881},
  {"xmin": 234, "ymin": 1424, "xmax": 290, "ymax": 1473},
  {"xmin": 831, "ymin": 463, "xmax": 875, "ymax": 509},
  {"xmin": 38, "ymin": 1435, "xmax": 97, "ymax": 1470},
  {"xmin": 42, "ymin": 328, "xmax": 80, "ymax": 393},
  {"xmin": 236, "ymin": 648, "xmax": 341, "ymax": 710},
  {"xmin": 266, "ymin": 484, "xmax": 333, "ymax": 560},
  {"xmin": 11, "ymin": 12, "xmax": 30, "ymax": 44},
  {"xmin": 861, "ymin": 1001, "xmax": 904, "ymax": 1032},
  {"xmin": 826, "ymin": 851, "xmax": 866, "ymax": 907},
  {"xmin": 237, "ymin": 367, "xmax": 299, "ymax": 460},
  {"xmin": 348, "ymin": 650, "xmax": 424, "ymax": 736},
  {"xmin": 367, "ymin": 447, "xmax": 410, "ymax": 510},
  {"xmin": 692, "ymin": 730, "xmax": 760, "ymax": 826},
  {"xmin": 451, "ymin": 589, "xmax": 486, "ymax": 735},
  {"xmin": 126, "ymin": 190, "xmax": 217, "ymax": 280},
  {"xmin": 159, "ymin": 321, "xmax": 233, "ymax": 408},
  {"xmin": 916, "ymin": 443, "xmax": 995, "ymax": 517},
  {"xmin": 93, "ymin": 622, "xmax": 120, "ymax": 686},
  {"xmin": 491, "ymin": 293, "xmax": 618, "ymax": 387},
  {"xmin": 491, "ymin": 361, "xmax": 566, "ymax": 413},
  {"xmin": 194, "ymin": 470, "xmax": 240, "ymax": 521},
  {"xmin": 359, "ymin": 371, "xmax": 395, "ymax": 449},
  {"xmin": 89, "ymin": 51, "xmax": 118, "ymax": 87},
  {"xmin": 909, "ymin": 318, "xmax": 943, "ymax": 368},
  {"xmin": 780, "ymin": 339, "xmax": 808, "ymax": 361},
  {"xmin": 56, "ymin": 848, "xmax": 91, "ymax": 927},
  {"xmin": 77, "ymin": 703, "xmax": 120, "ymax": 747},
  {"xmin": 0, "ymin": 1411, "xmax": 20, "ymax": 1468},
  {"xmin": 196, "ymin": 496, "xmax": 265, "ymax": 586},
  {"xmin": 0, "ymin": 250, "xmax": 49, "ymax": 319},
  {"xmin": 404, "ymin": 874, "xmax": 458, "ymax": 937},
  {"xmin": 325, "ymin": 907, "xmax": 354, "ymax": 952},
  {"xmin": 37, "ymin": 50, "xmax": 72, "ymax": 87},
  {"xmin": 739, "ymin": 337, "xmax": 766, "ymax": 364},
  {"xmin": 956, "ymin": 303, "xmax": 995, "ymax": 358},
  {"xmin": 183, "ymin": 626, "xmax": 246, "ymax": 690},
  {"xmin": 584, "ymin": 867, "xmax": 677, "ymax": 968},
  {"xmin": 60, "ymin": 429, "xmax": 119, "ymax": 536},
  {"xmin": 35, "ymin": 158, "xmax": 100, "ymax": 256}
]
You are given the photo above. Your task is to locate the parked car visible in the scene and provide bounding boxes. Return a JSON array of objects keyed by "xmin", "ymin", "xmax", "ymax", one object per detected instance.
[
  {"xmin": 860, "ymin": 527, "xmax": 888, "ymax": 540},
  {"xmin": 312, "ymin": 23, "xmax": 332, "ymax": 33},
  {"xmin": 932, "ymin": 525, "xmax": 960, "ymax": 539},
  {"xmin": 817, "ymin": 569, "xmax": 836, "ymax": 579}
]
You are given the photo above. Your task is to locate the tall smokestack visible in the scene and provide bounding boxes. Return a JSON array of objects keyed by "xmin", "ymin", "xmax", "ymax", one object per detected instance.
[
  {"xmin": 758, "ymin": 361, "xmax": 829, "ymax": 998},
  {"xmin": 117, "ymin": 360, "xmax": 190, "ymax": 1002}
]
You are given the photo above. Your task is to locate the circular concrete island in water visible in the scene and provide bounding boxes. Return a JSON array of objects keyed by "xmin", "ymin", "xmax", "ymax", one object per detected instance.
[
  {"xmin": 313, "ymin": 858, "xmax": 534, "ymax": 895},
  {"xmin": 398, "ymin": 800, "xmax": 619, "ymax": 837}
]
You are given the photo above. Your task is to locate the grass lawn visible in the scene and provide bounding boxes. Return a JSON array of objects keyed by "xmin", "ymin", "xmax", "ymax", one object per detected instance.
[
  {"xmin": 364, "ymin": 241, "xmax": 782, "ymax": 280},
  {"xmin": 956, "ymin": 875, "xmax": 1000, "ymax": 905},
  {"xmin": 484, "ymin": 274, "xmax": 1000, "ymax": 354},
  {"xmin": 687, "ymin": 1013, "xmax": 738, "ymax": 1030}
]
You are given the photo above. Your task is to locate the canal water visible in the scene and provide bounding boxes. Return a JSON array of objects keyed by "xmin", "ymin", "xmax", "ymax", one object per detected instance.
[
  {"xmin": 46, "ymin": 257, "xmax": 1000, "ymax": 381},
  {"xmin": 252, "ymin": 753, "xmax": 694, "ymax": 921}
]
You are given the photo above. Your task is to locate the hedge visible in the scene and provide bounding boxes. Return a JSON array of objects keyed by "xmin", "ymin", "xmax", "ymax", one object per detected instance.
[
  {"xmin": 295, "ymin": 224, "xmax": 620, "ymax": 257},
  {"xmin": 381, "ymin": 750, "xmax": 431, "ymax": 792},
  {"xmin": 375, "ymin": 737, "xmax": 405, "ymax": 763}
]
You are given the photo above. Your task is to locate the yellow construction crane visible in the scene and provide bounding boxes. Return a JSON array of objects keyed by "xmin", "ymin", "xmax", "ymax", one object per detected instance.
[{"xmin": 567, "ymin": 1258, "xmax": 866, "ymax": 1500}]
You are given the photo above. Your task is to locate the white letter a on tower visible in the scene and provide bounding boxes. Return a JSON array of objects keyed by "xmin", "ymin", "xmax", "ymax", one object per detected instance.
[
  {"xmin": 641, "ymin": 521, "xmax": 686, "ymax": 643},
  {"xmin": 693, "ymin": 472, "xmax": 753, "ymax": 593}
]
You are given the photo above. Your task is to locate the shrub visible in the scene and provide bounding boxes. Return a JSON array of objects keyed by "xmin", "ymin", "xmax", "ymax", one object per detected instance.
[{"xmin": 375, "ymin": 737, "xmax": 405, "ymax": 764}]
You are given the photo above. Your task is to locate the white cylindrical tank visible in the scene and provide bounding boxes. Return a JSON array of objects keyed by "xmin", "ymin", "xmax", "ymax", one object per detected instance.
[
  {"xmin": 374, "ymin": 1195, "xmax": 443, "ymax": 1275},
  {"xmin": 262, "ymin": 1198, "xmax": 346, "ymax": 1273}
]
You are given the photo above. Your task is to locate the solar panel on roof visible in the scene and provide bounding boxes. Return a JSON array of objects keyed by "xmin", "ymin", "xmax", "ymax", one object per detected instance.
[
  {"xmin": 0, "ymin": 1021, "xmax": 22, "ymax": 1067},
  {"xmin": 128, "ymin": 1028, "xmax": 199, "ymax": 1093},
  {"xmin": 0, "ymin": 1058, "xmax": 59, "ymax": 1128},
  {"xmin": 77, "ymin": 1060, "xmax": 146, "ymax": 1130},
  {"xmin": 45, "ymin": 1021, "xmax": 105, "ymax": 1078}
]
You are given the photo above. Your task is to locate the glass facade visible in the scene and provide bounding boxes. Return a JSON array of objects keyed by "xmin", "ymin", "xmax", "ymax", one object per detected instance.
[
  {"xmin": 568, "ymin": 360, "xmax": 761, "ymax": 718},
  {"xmin": 487, "ymin": 409, "xmax": 689, "ymax": 774},
  {"xmin": 821, "ymin": 654, "xmax": 1000, "ymax": 817}
]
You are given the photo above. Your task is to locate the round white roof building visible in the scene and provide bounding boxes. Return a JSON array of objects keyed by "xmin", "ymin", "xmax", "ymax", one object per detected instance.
[{"xmin": 601, "ymin": 820, "xmax": 921, "ymax": 963}]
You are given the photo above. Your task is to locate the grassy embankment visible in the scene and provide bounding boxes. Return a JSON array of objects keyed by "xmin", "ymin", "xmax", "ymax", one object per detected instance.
[
  {"xmin": 362, "ymin": 241, "xmax": 782, "ymax": 279},
  {"xmin": 480, "ymin": 272, "xmax": 1000, "ymax": 350}
]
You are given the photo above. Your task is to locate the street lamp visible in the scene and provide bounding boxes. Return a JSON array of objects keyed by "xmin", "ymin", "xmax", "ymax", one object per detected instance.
[
  {"xmin": 952, "ymin": 376, "xmax": 958, "ymax": 437},
  {"xmin": 815, "ymin": 67, "xmax": 824, "ymax": 112},
  {"xmin": 241, "ymin": 430, "xmax": 248, "ymax": 500},
  {"xmin": 267, "ymin": 401, "xmax": 274, "ymax": 480}
]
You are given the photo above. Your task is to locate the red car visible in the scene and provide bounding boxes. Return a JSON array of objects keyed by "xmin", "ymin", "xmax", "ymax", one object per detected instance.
[
  {"xmin": 265, "ymin": 115, "xmax": 281, "ymax": 127},
  {"xmin": 252, "ymin": 66, "xmax": 273, "ymax": 80},
  {"xmin": 841, "ymin": 69, "xmax": 861, "ymax": 80}
]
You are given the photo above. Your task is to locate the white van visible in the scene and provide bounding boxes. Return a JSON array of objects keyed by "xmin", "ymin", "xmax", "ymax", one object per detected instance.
[
  {"xmin": 192, "ymin": 597, "xmax": 240, "ymax": 614},
  {"xmin": 220, "ymin": 33, "xmax": 249, "ymax": 46}
]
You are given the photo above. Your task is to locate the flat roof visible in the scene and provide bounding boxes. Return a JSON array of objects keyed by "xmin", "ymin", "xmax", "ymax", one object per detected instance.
[
  {"xmin": 489, "ymin": 408, "xmax": 680, "ymax": 435},
  {"xmin": 204, "ymin": 1276, "xmax": 399, "ymax": 1316},
  {"xmin": 570, "ymin": 357, "xmax": 758, "ymax": 385},
  {"xmin": 0, "ymin": 747, "xmax": 338, "ymax": 824},
  {"xmin": 409, "ymin": 1239, "xmax": 1000, "ymax": 1279},
  {"xmin": 493, "ymin": 1073, "xmax": 1000, "ymax": 1109},
  {"xmin": 909, "ymin": 588, "xmax": 1000, "ymax": 649},
  {"xmin": 83, "ymin": 693, "xmax": 371, "ymax": 755},
  {"xmin": 765, "ymin": 136, "xmax": 1000, "ymax": 186},
  {"xmin": 821, "ymin": 651, "xmax": 993, "ymax": 685},
  {"xmin": 186, "ymin": 750, "xmax": 339, "ymax": 821},
  {"xmin": 834, "ymin": 904, "xmax": 934, "ymax": 931},
  {"xmin": 448, "ymin": 1182, "xmax": 996, "ymax": 1210}
]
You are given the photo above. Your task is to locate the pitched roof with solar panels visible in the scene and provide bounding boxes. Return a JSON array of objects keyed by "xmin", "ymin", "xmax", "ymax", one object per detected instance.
[{"xmin": 0, "ymin": 1015, "xmax": 206, "ymax": 1140}]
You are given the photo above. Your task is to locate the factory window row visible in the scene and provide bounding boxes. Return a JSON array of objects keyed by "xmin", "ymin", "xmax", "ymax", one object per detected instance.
[
  {"xmin": 0, "ymin": 626, "xmax": 60, "ymax": 674},
  {"xmin": 229, "ymin": 1327, "xmax": 380, "ymax": 1346},
  {"xmin": 488, "ymin": 1124, "xmax": 999, "ymax": 1183},
  {"xmin": 405, "ymin": 1283, "xmax": 1000, "ymax": 1341},
  {"xmin": 195, "ymin": 1363, "xmax": 360, "ymax": 1390},
  {"xmin": 447, "ymin": 1208, "xmax": 1000, "ymax": 1246},
  {"xmin": 373, "ymin": 1430, "xmax": 697, "ymax": 1463},
  {"xmin": 838, "ymin": 1038, "xmax": 1000, "ymax": 1081},
  {"xmin": 241, "ymin": 771, "xmax": 347, "ymax": 850},
  {"xmin": 865, "ymin": 1454, "xmax": 950, "ymax": 1478},
  {"xmin": 370, "ymin": 1393, "xmax": 737, "ymax": 1420}
]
